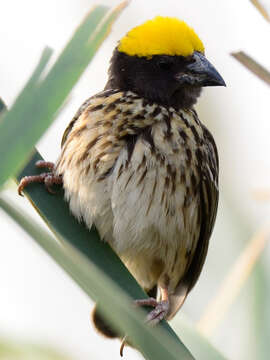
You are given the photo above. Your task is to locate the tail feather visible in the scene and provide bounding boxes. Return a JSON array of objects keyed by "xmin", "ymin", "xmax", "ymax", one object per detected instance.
[
  {"xmin": 166, "ymin": 283, "xmax": 189, "ymax": 320},
  {"xmin": 92, "ymin": 306, "xmax": 121, "ymax": 338},
  {"xmin": 92, "ymin": 286, "xmax": 158, "ymax": 338}
]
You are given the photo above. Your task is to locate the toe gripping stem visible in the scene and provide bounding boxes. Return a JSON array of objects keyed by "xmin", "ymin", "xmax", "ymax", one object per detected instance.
[
  {"xmin": 120, "ymin": 288, "xmax": 169, "ymax": 356},
  {"xmin": 18, "ymin": 161, "xmax": 62, "ymax": 196}
]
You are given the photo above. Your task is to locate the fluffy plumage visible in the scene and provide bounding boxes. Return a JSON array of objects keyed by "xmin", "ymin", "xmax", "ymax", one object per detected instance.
[
  {"xmin": 18, "ymin": 16, "xmax": 224, "ymax": 343},
  {"xmin": 56, "ymin": 88, "xmax": 219, "ymax": 320}
]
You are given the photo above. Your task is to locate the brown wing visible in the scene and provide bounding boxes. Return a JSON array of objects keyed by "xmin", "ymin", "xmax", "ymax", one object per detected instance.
[
  {"xmin": 60, "ymin": 89, "xmax": 120, "ymax": 148},
  {"xmin": 61, "ymin": 97, "xmax": 92, "ymax": 148},
  {"xmin": 184, "ymin": 126, "xmax": 219, "ymax": 291},
  {"xmin": 167, "ymin": 126, "xmax": 219, "ymax": 320}
]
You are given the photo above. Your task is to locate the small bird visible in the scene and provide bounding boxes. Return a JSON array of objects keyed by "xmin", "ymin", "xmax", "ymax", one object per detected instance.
[{"xmin": 19, "ymin": 16, "xmax": 224, "ymax": 345}]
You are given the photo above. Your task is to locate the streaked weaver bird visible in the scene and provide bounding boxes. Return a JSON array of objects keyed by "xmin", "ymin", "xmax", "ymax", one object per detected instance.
[{"xmin": 19, "ymin": 16, "xmax": 225, "ymax": 344}]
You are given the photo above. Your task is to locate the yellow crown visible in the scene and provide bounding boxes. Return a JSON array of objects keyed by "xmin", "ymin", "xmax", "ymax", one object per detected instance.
[{"xmin": 118, "ymin": 16, "xmax": 204, "ymax": 58}]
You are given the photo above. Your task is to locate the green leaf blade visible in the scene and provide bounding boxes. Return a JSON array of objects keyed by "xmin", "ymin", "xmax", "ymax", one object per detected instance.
[
  {"xmin": 0, "ymin": 3, "xmax": 227, "ymax": 357},
  {"xmin": 13, "ymin": 150, "xmax": 195, "ymax": 360},
  {"xmin": 0, "ymin": 3, "xmax": 127, "ymax": 188}
]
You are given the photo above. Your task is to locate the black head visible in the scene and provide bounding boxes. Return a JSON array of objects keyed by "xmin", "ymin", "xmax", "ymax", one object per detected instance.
[{"xmin": 105, "ymin": 49, "xmax": 225, "ymax": 111}]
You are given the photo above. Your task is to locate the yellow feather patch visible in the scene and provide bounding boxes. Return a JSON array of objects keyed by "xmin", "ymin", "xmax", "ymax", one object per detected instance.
[{"xmin": 118, "ymin": 16, "xmax": 204, "ymax": 58}]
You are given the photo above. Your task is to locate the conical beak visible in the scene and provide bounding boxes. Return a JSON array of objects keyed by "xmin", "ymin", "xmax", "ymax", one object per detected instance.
[{"xmin": 176, "ymin": 51, "xmax": 226, "ymax": 87}]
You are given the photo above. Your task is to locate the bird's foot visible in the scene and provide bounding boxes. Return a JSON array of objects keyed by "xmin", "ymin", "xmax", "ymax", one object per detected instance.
[
  {"xmin": 134, "ymin": 297, "xmax": 170, "ymax": 325},
  {"xmin": 18, "ymin": 161, "xmax": 62, "ymax": 196},
  {"xmin": 120, "ymin": 296, "xmax": 169, "ymax": 356}
]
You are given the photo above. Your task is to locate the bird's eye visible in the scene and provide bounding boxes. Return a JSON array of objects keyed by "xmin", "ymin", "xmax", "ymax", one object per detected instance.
[
  {"xmin": 158, "ymin": 60, "xmax": 173, "ymax": 70},
  {"xmin": 185, "ymin": 55, "xmax": 196, "ymax": 64}
]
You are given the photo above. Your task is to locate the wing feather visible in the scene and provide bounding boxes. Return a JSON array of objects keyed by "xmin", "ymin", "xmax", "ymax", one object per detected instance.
[{"xmin": 167, "ymin": 126, "xmax": 219, "ymax": 320}]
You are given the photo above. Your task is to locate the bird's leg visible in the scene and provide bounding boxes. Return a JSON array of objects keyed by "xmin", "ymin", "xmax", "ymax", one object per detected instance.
[
  {"xmin": 135, "ymin": 287, "xmax": 170, "ymax": 325},
  {"xmin": 35, "ymin": 160, "xmax": 55, "ymax": 171},
  {"xmin": 120, "ymin": 288, "xmax": 169, "ymax": 356},
  {"xmin": 18, "ymin": 161, "xmax": 62, "ymax": 196}
]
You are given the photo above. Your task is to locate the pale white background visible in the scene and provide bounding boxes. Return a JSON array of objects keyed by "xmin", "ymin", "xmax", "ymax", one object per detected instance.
[{"xmin": 1, "ymin": 0, "xmax": 270, "ymax": 359}]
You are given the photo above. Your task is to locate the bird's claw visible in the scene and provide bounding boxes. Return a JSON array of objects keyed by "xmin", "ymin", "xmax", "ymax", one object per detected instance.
[
  {"xmin": 146, "ymin": 300, "xmax": 169, "ymax": 325},
  {"xmin": 18, "ymin": 161, "xmax": 62, "ymax": 196},
  {"xmin": 134, "ymin": 297, "xmax": 169, "ymax": 325},
  {"xmin": 120, "ymin": 297, "xmax": 169, "ymax": 356}
]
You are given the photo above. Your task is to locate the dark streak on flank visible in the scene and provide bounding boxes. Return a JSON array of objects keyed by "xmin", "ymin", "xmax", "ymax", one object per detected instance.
[
  {"xmin": 117, "ymin": 163, "xmax": 124, "ymax": 180},
  {"xmin": 180, "ymin": 113, "xmax": 189, "ymax": 128},
  {"xmin": 85, "ymin": 163, "xmax": 91, "ymax": 175},
  {"xmin": 146, "ymin": 176, "xmax": 157, "ymax": 215},
  {"xmin": 191, "ymin": 109, "xmax": 200, "ymax": 125},
  {"xmin": 166, "ymin": 164, "xmax": 176, "ymax": 194},
  {"xmin": 190, "ymin": 125, "xmax": 201, "ymax": 144},
  {"xmin": 165, "ymin": 204, "xmax": 170, "ymax": 217},
  {"xmin": 195, "ymin": 148, "xmax": 203, "ymax": 164},
  {"xmin": 166, "ymin": 163, "xmax": 173, "ymax": 177},
  {"xmin": 180, "ymin": 172, "xmax": 186, "ymax": 184},
  {"xmin": 98, "ymin": 164, "xmax": 115, "ymax": 181},
  {"xmin": 184, "ymin": 192, "xmax": 192, "ymax": 208},
  {"xmin": 184, "ymin": 187, "xmax": 190, "ymax": 208},
  {"xmin": 171, "ymin": 169, "xmax": 177, "ymax": 194},
  {"xmin": 137, "ymin": 168, "xmax": 147, "ymax": 186},
  {"xmin": 125, "ymin": 134, "xmax": 138, "ymax": 163},
  {"xmin": 139, "ymin": 179, "xmax": 146, "ymax": 198},
  {"xmin": 137, "ymin": 154, "xmax": 146, "ymax": 171},
  {"xmin": 164, "ymin": 115, "xmax": 172, "ymax": 139},
  {"xmin": 161, "ymin": 190, "xmax": 166, "ymax": 206},
  {"xmin": 124, "ymin": 171, "xmax": 134, "ymax": 189},
  {"xmin": 186, "ymin": 148, "xmax": 192, "ymax": 165},
  {"xmin": 77, "ymin": 136, "xmax": 100, "ymax": 163},
  {"xmin": 164, "ymin": 176, "xmax": 170, "ymax": 190},
  {"xmin": 179, "ymin": 129, "xmax": 187, "ymax": 142},
  {"xmin": 141, "ymin": 126, "xmax": 155, "ymax": 152}
]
